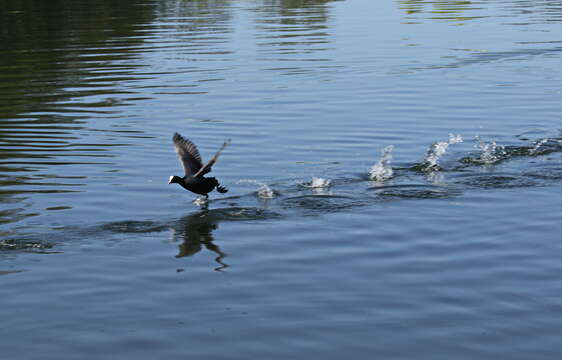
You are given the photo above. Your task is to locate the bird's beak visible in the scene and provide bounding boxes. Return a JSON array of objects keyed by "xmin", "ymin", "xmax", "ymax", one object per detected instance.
[{"xmin": 168, "ymin": 175, "xmax": 174, "ymax": 184}]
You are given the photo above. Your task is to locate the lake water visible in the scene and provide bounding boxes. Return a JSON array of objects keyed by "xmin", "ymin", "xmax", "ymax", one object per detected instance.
[{"xmin": 2, "ymin": 0, "xmax": 562, "ymax": 358}]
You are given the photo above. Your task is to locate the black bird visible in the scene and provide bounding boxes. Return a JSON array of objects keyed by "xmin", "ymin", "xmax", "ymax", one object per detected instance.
[{"xmin": 168, "ymin": 133, "xmax": 230, "ymax": 199}]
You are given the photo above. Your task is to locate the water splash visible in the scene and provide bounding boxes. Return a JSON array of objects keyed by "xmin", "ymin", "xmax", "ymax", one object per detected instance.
[
  {"xmin": 257, "ymin": 183, "xmax": 275, "ymax": 199},
  {"xmin": 423, "ymin": 134, "xmax": 463, "ymax": 171},
  {"xmin": 475, "ymin": 137, "xmax": 507, "ymax": 164},
  {"xmin": 529, "ymin": 138, "xmax": 550, "ymax": 155},
  {"xmin": 311, "ymin": 177, "xmax": 331, "ymax": 188},
  {"xmin": 369, "ymin": 145, "xmax": 394, "ymax": 182},
  {"xmin": 193, "ymin": 197, "xmax": 209, "ymax": 206},
  {"xmin": 301, "ymin": 177, "xmax": 331, "ymax": 189},
  {"xmin": 299, "ymin": 177, "xmax": 332, "ymax": 194},
  {"xmin": 237, "ymin": 179, "xmax": 276, "ymax": 199}
]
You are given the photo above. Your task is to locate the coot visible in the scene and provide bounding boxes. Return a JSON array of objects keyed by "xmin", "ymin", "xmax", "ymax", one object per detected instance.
[{"xmin": 168, "ymin": 132, "xmax": 230, "ymax": 198}]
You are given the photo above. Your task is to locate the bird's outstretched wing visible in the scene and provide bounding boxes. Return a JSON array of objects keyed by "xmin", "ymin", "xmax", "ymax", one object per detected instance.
[
  {"xmin": 173, "ymin": 133, "xmax": 203, "ymax": 177},
  {"xmin": 193, "ymin": 139, "xmax": 231, "ymax": 178}
]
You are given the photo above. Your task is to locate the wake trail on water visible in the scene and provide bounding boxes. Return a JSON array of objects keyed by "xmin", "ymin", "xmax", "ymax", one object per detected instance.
[
  {"xmin": 8, "ymin": 132, "xmax": 562, "ymax": 252},
  {"xmin": 230, "ymin": 133, "xmax": 562, "ymax": 206},
  {"xmin": 233, "ymin": 133, "xmax": 562, "ymax": 206}
]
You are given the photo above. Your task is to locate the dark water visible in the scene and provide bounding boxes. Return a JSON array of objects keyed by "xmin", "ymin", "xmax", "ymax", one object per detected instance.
[{"xmin": 2, "ymin": 0, "xmax": 562, "ymax": 358}]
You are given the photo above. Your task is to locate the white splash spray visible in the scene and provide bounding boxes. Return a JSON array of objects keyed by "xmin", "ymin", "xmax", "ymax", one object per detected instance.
[
  {"xmin": 529, "ymin": 138, "xmax": 549, "ymax": 155},
  {"xmin": 300, "ymin": 177, "xmax": 332, "ymax": 194},
  {"xmin": 369, "ymin": 145, "xmax": 394, "ymax": 181},
  {"xmin": 237, "ymin": 179, "xmax": 276, "ymax": 199},
  {"xmin": 256, "ymin": 183, "xmax": 275, "ymax": 199},
  {"xmin": 475, "ymin": 137, "xmax": 507, "ymax": 164},
  {"xmin": 301, "ymin": 177, "xmax": 331, "ymax": 188},
  {"xmin": 424, "ymin": 134, "xmax": 463, "ymax": 170},
  {"xmin": 193, "ymin": 197, "xmax": 209, "ymax": 206}
]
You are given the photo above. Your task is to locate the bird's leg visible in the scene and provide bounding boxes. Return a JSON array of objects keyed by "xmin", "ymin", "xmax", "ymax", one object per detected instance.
[
  {"xmin": 193, "ymin": 194, "xmax": 209, "ymax": 207},
  {"xmin": 200, "ymin": 194, "xmax": 210, "ymax": 210}
]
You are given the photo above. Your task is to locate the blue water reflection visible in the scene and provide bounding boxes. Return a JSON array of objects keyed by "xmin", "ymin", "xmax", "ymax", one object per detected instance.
[{"xmin": 1, "ymin": 1, "xmax": 562, "ymax": 359}]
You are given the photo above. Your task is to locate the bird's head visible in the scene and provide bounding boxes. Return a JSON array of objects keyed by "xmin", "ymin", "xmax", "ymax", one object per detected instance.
[{"xmin": 168, "ymin": 175, "xmax": 182, "ymax": 184}]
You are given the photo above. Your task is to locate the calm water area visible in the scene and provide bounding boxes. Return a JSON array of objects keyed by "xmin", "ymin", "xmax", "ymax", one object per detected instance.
[{"xmin": 2, "ymin": 0, "xmax": 562, "ymax": 358}]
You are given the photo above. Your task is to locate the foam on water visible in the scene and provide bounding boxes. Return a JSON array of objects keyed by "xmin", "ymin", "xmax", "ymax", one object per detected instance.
[
  {"xmin": 423, "ymin": 134, "xmax": 463, "ymax": 170},
  {"xmin": 369, "ymin": 145, "xmax": 394, "ymax": 182}
]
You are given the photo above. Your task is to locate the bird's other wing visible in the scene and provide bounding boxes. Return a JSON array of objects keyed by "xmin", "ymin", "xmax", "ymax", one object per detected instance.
[
  {"xmin": 173, "ymin": 133, "xmax": 203, "ymax": 177},
  {"xmin": 193, "ymin": 139, "xmax": 231, "ymax": 178}
]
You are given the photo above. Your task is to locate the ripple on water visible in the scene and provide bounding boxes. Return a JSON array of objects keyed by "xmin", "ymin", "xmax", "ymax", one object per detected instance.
[
  {"xmin": 370, "ymin": 184, "xmax": 457, "ymax": 200},
  {"xmin": 522, "ymin": 166, "xmax": 562, "ymax": 181},
  {"xmin": 100, "ymin": 220, "xmax": 168, "ymax": 233},
  {"xmin": 452, "ymin": 173, "xmax": 538, "ymax": 189},
  {"xmin": 282, "ymin": 194, "xmax": 366, "ymax": 215},
  {"xmin": 204, "ymin": 207, "xmax": 282, "ymax": 221},
  {"xmin": 0, "ymin": 238, "xmax": 55, "ymax": 251}
]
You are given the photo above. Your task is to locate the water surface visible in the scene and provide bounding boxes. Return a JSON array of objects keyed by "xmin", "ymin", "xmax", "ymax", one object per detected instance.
[{"xmin": 1, "ymin": 1, "xmax": 562, "ymax": 359}]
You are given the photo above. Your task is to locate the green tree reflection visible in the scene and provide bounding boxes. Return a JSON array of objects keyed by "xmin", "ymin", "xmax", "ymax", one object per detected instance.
[{"xmin": 397, "ymin": 0, "xmax": 484, "ymax": 23}]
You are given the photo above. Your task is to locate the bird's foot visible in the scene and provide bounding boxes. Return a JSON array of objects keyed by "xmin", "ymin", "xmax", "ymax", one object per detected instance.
[{"xmin": 193, "ymin": 196, "xmax": 209, "ymax": 206}]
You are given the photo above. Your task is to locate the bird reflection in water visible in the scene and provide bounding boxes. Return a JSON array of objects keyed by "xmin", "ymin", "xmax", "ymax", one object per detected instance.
[
  {"xmin": 172, "ymin": 208, "xmax": 228, "ymax": 271},
  {"xmin": 171, "ymin": 204, "xmax": 280, "ymax": 271}
]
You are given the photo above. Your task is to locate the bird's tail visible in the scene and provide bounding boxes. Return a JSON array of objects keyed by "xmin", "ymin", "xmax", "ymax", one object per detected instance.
[{"xmin": 209, "ymin": 177, "xmax": 228, "ymax": 193}]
